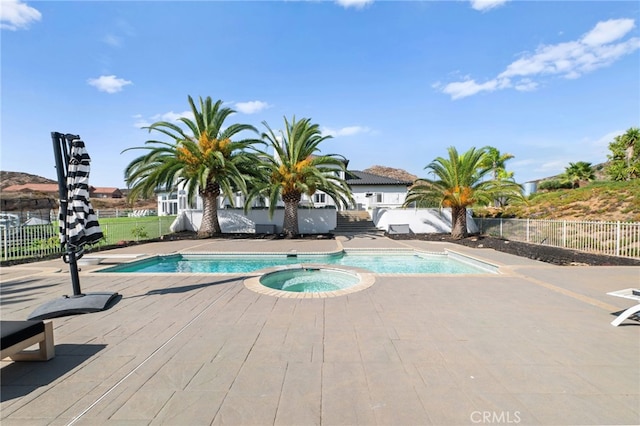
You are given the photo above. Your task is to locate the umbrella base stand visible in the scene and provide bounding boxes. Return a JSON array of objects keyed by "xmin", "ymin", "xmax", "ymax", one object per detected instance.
[{"xmin": 27, "ymin": 292, "xmax": 121, "ymax": 321}]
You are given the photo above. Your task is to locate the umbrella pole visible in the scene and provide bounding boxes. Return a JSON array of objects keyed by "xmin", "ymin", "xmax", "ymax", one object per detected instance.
[{"xmin": 66, "ymin": 251, "xmax": 83, "ymax": 296}]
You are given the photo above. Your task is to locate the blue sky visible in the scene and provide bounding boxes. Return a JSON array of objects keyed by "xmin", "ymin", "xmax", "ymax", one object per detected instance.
[{"xmin": 2, "ymin": 0, "xmax": 639, "ymax": 188}]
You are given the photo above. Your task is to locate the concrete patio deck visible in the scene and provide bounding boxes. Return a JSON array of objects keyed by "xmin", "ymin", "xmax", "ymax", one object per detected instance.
[{"xmin": 1, "ymin": 235, "xmax": 639, "ymax": 425}]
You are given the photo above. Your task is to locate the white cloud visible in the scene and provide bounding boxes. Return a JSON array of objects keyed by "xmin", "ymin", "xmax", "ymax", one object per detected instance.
[
  {"xmin": 132, "ymin": 114, "xmax": 151, "ymax": 129},
  {"xmin": 87, "ymin": 75, "xmax": 132, "ymax": 93},
  {"xmin": 322, "ymin": 125, "xmax": 371, "ymax": 137},
  {"xmin": 103, "ymin": 34, "xmax": 123, "ymax": 47},
  {"xmin": 510, "ymin": 158, "xmax": 537, "ymax": 168},
  {"xmin": 115, "ymin": 18, "xmax": 135, "ymax": 37},
  {"xmin": 572, "ymin": 129, "xmax": 626, "ymax": 163},
  {"xmin": 234, "ymin": 100, "xmax": 270, "ymax": 114},
  {"xmin": 0, "ymin": 0, "xmax": 41, "ymax": 30},
  {"xmin": 469, "ymin": 0, "xmax": 509, "ymax": 12},
  {"xmin": 581, "ymin": 18, "xmax": 635, "ymax": 46},
  {"xmin": 592, "ymin": 129, "xmax": 625, "ymax": 149},
  {"xmin": 439, "ymin": 18, "xmax": 640, "ymax": 100},
  {"xmin": 536, "ymin": 159, "xmax": 567, "ymax": 174},
  {"xmin": 134, "ymin": 111, "xmax": 192, "ymax": 128},
  {"xmin": 513, "ymin": 78, "xmax": 538, "ymax": 92},
  {"xmin": 335, "ymin": 0, "xmax": 373, "ymax": 10},
  {"xmin": 441, "ymin": 79, "xmax": 501, "ymax": 100},
  {"xmin": 153, "ymin": 110, "xmax": 192, "ymax": 122},
  {"xmin": 102, "ymin": 19, "xmax": 134, "ymax": 48}
]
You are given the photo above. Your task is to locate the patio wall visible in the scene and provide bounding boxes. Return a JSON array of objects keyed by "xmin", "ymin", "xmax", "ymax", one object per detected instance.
[
  {"xmin": 170, "ymin": 208, "xmax": 338, "ymax": 234},
  {"xmin": 372, "ymin": 207, "xmax": 479, "ymax": 233}
]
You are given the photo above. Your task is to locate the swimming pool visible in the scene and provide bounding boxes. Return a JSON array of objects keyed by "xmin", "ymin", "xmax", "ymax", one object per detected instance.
[{"xmin": 97, "ymin": 250, "xmax": 497, "ymax": 274}]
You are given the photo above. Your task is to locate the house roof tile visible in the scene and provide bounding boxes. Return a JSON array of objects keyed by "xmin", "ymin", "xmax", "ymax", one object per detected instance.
[
  {"xmin": 3, "ymin": 183, "xmax": 60, "ymax": 193},
  {"xmin": 93, "ymin": 187, "xmax": 121, "ymax": 194},
  {"xmin": 345, "ymin": 170, "xmax": 412, "ymax": 186},
  {"xmin": 2, "ymin": 183, "xmax": 98, "ymax": 193}
]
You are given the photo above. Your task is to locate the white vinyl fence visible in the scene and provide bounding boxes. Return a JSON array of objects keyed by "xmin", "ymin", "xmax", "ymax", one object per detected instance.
[
  {"xmin": 0, "ymin": 216, "xmax": 175, "ymax": 262},
  {"xmin": 0, "ymin": 223, "xmax": 60, "ymax": 261},
  {"xmin": 476, "ymin": 218, "xmax": 640, "ymax": 259}
]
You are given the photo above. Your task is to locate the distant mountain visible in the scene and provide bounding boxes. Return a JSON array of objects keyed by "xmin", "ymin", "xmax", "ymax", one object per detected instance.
[
  {"xmin": 0, "ymin": 171, "xmax": 58, "ymax": 211},
  {"xmin": 0, "ymin": 171, "xmax": 57, "ymax": 189},
  {"xmin": 363, "ymin": 165, "xmax": 417, "ymax": 183}
]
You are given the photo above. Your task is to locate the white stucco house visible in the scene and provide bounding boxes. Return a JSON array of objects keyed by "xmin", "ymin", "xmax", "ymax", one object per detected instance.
[
  {"xmin": 157, "ymin": 168, "xmax": 413, "ymax": 216},
  {"xmin": 344, "ymin": 170, "xmax": 412, "ymax": 210}
]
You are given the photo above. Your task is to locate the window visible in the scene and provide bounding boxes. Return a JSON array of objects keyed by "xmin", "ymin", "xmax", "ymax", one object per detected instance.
[
  {"xmin": 314, "ymin": 193, "xmax": 326, "ymax": 203},
  {"xmin": 375, "ymin": 193, "xmax": 383, "ymax": 203}
]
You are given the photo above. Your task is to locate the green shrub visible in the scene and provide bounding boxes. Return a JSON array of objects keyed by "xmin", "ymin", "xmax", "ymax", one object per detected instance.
[
  {"xmin": 538, "ymin": 179, "xmax": 572, "ymax": 191},
  {"xmin": 131, "ymin": 225, "xmax": 149, "ymax": 241}
]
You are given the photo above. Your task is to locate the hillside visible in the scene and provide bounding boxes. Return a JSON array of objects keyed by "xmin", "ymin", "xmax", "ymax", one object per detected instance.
[
  {"xmin": 0, "ymin": 171, "xmax": 57, "ymax": 188},
  {"xmin": 0, "ymin": 171, "xmax": 156, "ymax": 210},
  {"xmin": 476, "ymin": 181, "xmax": 640, "ymax": 222},
  {"xmin": 364, "ymin": 165, "xmax": 417, "ymax": 182}
]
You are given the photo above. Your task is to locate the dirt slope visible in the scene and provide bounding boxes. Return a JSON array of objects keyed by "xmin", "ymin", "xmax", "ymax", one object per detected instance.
[{"xmin": 0, "ymin": 171, "xmax": 57, "ymax": 188}]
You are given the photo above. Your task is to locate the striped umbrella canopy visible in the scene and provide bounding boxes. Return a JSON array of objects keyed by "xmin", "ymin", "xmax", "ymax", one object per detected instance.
[{"xmin": 60, "ymin": 139, "xmax": 103, "ymax": 249}]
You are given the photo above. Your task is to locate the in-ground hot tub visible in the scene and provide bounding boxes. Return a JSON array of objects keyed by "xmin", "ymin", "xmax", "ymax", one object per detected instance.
[
  {"xmin": 244, "ymin": 265, "xmax": 375, "ymax": 298},
  {"xmin": 261, "ymin": 267, "xmax": 359, "ymax": 293}
]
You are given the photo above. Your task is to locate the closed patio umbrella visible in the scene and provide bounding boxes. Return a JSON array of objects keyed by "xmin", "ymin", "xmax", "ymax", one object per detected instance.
[
  {"xmin": 28, "ymin": 132, "xmax": 119, "ymax": 320},
  {"xmin": 62, "ymin": 138, "xmax": 103, "ymax": 251}
]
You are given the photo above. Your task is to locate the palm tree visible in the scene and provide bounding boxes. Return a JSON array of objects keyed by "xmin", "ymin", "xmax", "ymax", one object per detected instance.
[
  {"xmin": 123, "ymin": 96, "xmax": 262, "ymax": 238},
  {"xmin": 480, "ymin": 146, "xmax": 515, "ymax": 206},
  {"xmin": 563, "ymin": 161, "xmax": 595, "ymax": 188},
  {"xmin": 623, "ymin": 127, "xmax": 640, "ymax": 171},
  {"xmin": 480, "ymin": 146, "xmax": 515, "ymax": 180},
  {"xmin": 245, "ymin": 116, "xmax": 353, "ymax": 238},
  {"xmin": 606, "ymin": 127, "xmax": 640, "ymax": 181},
  {"xmin": 403, "ymin": 146, "xmax": 523, "ymax": 240}
]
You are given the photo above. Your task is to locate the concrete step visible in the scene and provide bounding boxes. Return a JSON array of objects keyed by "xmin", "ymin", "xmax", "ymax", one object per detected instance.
[
  {"xmin": 334, "ymin": 227, "xmax": 385, "ymax": 235},
  {"xmin": 334, "ymin": 210, "xmax": 381, "ymax": 234},
  {"xmin": 337, "ymin": 211, "xmax": 371, "ymax": 221}
]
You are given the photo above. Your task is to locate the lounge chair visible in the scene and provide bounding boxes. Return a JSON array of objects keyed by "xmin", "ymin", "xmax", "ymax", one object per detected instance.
[
  {"xmin": 1, "ymin": 320, "xmax": 55, "ymax": 361},
  {"xmin": 607, "ymin": 288, "xmax": 640, "ymax": 327},
  {"xmin": 388, "ymin": 224, "xmax": 412, "ymax": 234}
]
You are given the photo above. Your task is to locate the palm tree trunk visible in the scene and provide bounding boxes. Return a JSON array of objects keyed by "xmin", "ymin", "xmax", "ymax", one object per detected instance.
[
  {"xmin": 198, "ymin": 184, "xmax": 221, "ymax": 238},
  {"xmin": 626, "ymin": 145, "xmax": 634, "ymax": 181},
  {"xmin": 282, "ymin": 192, "xmax": 301, "ymax": 238},
  {"xmin": 492, "ymin": 165, "xmax": 501, "ymax": 207},
  {"xmin": 450, "ymin": 206, "xmax": 468, "ymax": 240}
]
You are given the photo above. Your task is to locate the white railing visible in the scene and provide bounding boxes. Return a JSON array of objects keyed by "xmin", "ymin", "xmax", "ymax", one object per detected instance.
[
  {"xmin": 477, "ymin": 218, "xmax": 640, "ymax": 259},
  {"xmin": 0, "ymin": 216, "xmax": 175, "ymax": 262},
  {"xmin": 0, "ymin": 223, "xmax": 60, "ymax": 261}
]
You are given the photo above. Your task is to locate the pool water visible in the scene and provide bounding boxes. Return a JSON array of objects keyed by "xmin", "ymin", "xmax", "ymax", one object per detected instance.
[
  {"xmin": 330, "ymin": 252, "xmax": 490, "ymax": 274},
  {"xmin": 260, "ymin": 268, "xmax": 360, "ymax": 292},
  {"xmin": 98, "ymin": 251, "xmax": 495, "ymax": 274}
]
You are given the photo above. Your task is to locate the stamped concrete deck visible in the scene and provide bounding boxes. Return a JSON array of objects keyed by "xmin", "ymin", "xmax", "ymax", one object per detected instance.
[{"xmin": 1, "ymin": 235, "xmax": 639, "ymax": 425}]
